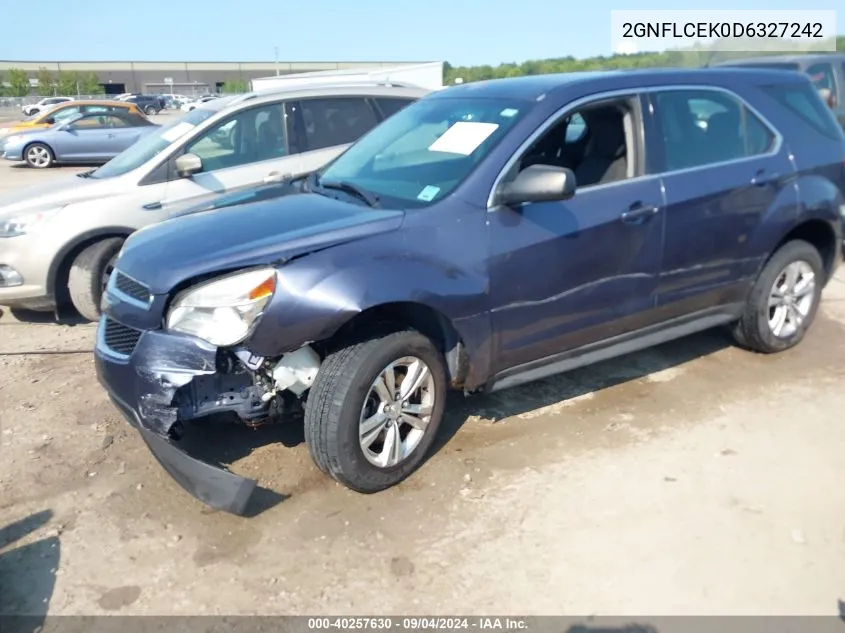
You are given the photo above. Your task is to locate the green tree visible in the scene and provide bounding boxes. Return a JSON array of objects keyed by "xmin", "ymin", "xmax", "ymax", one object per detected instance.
[
  {"xmin": 7, "ymin": 68, "xmax": 30, "ymax": 97},
  {"xmin": 56, "ymin": 70, "xmax": 79, "ymax": 96},
  {"xmin": 35, "ymin": 67, "xmax": 54, "ymax": 96},
  {"xmin": 221, "ymin": 79, "xmax": 249, "ymax": 93},
  {"xmin": 443, "ymin": 35, "xmax": 845, "ymax": 85},
  {"xmin": 78, "ymin": 72, "xmax": 101, "ymax": 94}
]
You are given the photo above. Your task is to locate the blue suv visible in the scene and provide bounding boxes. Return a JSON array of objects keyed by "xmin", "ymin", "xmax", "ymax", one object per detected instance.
[{"xmin": 94, "ymin": 68, "xmax": 845, "ymax": 515}]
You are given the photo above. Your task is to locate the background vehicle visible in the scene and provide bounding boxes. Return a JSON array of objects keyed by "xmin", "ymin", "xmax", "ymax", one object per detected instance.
[
  {"xmin": 716, "ymin": 53, "xmax": 845, "ymax": 129},
  {"xmin": 180, "ymin": 95, "xmax": 219, "ymax": 112},
  {"xmin": 123, "ymin": 94, "xmax": 166, "ymax": 115},
  {"xmin": 21, "ymin": 96, "xmax": 74, "ymax": 117},
  {"xmin": 162, "ymin": 94, "xmax": 190, "ymax": 109},
  {"xmin": 0, "ymin": 83, "xmax": 427, "ymax": 320},
  {"xmin": 1, "ymin": 110, "xmax": 158, "ymax": 168},
  {"xmin": 93, "ymin": 68, "xmax": 844, "ymax": 514},
  {"xmin": 0, "ymin": 100, "xmax": 145, "ymax": 137}
]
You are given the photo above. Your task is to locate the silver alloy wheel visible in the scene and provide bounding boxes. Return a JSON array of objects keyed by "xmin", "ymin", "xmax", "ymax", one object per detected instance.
[
  {"xmin": 359, "ymin": 356, "xmax": 436, "ymax": 468},
  {"xmin": 768, "ymin": 260, "xmax": 815, "ymax": 338},
  {"xmin": 26, "ymin": 145, "xmax": 50, "ymax": 168}
]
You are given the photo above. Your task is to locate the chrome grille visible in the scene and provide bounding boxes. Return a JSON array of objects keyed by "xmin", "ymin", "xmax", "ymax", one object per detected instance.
[
  {"xmin": 114, "ymin": 271, "xmax": 151, "ymax": 304},
  {"xmin": 103, "ymin": 318, "xmax": 142, "ymax": 356}
]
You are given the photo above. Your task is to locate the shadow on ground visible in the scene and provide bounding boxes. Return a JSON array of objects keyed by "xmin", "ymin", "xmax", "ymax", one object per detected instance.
[
  {"xmin": 174, "ymin": 326, "xmax": 731, "ymax": 509},
  {"xmin": 0, "ymin": 306, "xmax": 89, "ymax": 327},
  {"xmin": 0, "ymin": 509, "xmax": 59, "ymax": 632}
]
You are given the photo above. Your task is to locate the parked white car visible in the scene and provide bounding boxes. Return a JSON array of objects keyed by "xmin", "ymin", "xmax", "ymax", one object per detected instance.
[
  {"xmin": 21, "ymin": 96, "xmax": 74, "ymax": 117},
  {"xmin": 180, "ymin": 95, "xmax": 220, "ymax": 112}
]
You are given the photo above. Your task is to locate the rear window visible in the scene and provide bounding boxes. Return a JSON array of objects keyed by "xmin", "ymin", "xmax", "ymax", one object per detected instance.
[{"xmin": 761, "ymin": 82, "xmax": 844, "ymax": 140}]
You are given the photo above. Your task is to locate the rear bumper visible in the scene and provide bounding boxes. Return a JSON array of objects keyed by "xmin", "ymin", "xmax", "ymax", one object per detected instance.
[{"xmin": 94, "ymin": 320, "xmax": 260, "ymax": 515}]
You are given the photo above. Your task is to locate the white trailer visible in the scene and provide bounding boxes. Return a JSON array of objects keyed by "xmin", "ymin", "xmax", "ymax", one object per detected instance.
[{"xmin": 249, "ymin": 61, "xmax": 444, "ymax": 92}]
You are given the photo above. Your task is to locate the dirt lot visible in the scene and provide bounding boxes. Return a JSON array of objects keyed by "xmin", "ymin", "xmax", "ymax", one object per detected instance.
[{"xmin": 2, "ymin": 157, "xmax": 845, "ymax": 618}]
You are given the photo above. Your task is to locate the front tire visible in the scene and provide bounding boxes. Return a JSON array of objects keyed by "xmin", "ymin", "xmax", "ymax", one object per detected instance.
[
  {"xmin": 24, "ymin": 143, "xmax": 54, "ymax": 168},
  {"xmin": 731, "ymin": 239, "xmax": 824, "ymax": 353},
  {"xmin": 67, "ymin": 238, "xmax": 124, "ymax": 322},
  {"xmin": 144, "ymin": 105, "xmax": 157, "ymax": 116},
  {"xmin": 304, "ymin": 330, "xmax": 447, "ymax": 492}
]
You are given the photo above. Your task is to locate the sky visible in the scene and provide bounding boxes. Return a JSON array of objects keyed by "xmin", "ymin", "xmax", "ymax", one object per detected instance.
[{"xmin": 1, "ymin": 0, "xmax": 842, "ymax": 66}]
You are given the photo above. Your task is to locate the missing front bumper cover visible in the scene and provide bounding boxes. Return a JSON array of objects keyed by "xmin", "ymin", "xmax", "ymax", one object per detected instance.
[{"xmin": 107, "ymin": 392, "xmax": 258, "ymax": 516}]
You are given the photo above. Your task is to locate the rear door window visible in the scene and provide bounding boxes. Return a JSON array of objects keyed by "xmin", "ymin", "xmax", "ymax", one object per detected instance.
[
  {"xmin": 651, "ymin": 89, "xmax": 776, "ymax": 171},
  {"xmin": 298, "ymin": 97, "xmax": 380, "ymax": 151},
  {"xmin": 761, "ymin": 82, "xmax": 843, "ymax": 140}
]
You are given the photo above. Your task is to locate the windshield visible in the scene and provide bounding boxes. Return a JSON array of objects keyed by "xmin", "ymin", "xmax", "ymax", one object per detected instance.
[
  {"xmin": 317, "ymin": 97, "xmax": 529, "ymax": 208},
  {"xmin": 90, "ymin": 108, "xmax": 217, "ymax": 179}
]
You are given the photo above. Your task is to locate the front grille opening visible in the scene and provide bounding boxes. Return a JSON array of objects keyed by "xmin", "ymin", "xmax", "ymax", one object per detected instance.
[
  {"xmin": 114, "ymin": 272, "xmax": 151, "ymax": 304},
  {"xmin": 103, "ymin": 317, "xmax": 143, "ymax": 356}
]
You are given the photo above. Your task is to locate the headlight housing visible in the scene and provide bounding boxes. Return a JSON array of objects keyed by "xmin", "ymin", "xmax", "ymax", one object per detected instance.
[
  {"xmin": 165, "ymin": 267, "xmax": 277, "ymax": 347},
  {"xmin": 3, "ymin": 135, "xmax": 22, "ymax": 146},
  {"xmin": 0, "ymin": 209, "xmax": 60, "ymax": 238}
]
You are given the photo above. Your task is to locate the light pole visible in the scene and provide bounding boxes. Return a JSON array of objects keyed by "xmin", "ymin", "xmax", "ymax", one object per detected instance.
[{"xmin": 274, "ymin": 46, "xmax": 280, "ymax": 76}]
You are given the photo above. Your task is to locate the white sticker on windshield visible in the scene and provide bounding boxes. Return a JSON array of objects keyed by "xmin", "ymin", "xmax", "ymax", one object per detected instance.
[
  {"xmin": 417, "ymin": 185, "xmax": 440, "ymax": 202},
  {"xmin": 500, "ymin": 108, "xmax": 519, "ymax": 117},
  {"xmin": 428, "ymin": 121, "xmax": 499, "ymax": 156},
  {"xmin": 160, "ymin": 122, "xmax": 197, "ymax": 143}
]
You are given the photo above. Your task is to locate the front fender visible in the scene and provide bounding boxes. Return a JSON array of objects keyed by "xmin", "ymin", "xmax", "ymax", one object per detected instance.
[{"xmin": 248, "ymin": 237, "xmax": 492, "ymax": 386}]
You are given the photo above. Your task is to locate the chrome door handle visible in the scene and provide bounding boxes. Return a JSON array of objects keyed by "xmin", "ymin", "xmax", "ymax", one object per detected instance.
[
  {"xmin": 620, "ymin": 203, "xmax": 660, "ymax": 224},
  {"xmin": 263, "ymin": 171, "xmax": 289, "ymax": 184},
  {"xmin": 751, "ymin": 170, "xmax": 779, "ymax": 186}
]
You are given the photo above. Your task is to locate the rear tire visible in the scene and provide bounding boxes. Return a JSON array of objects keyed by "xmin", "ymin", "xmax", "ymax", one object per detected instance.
[
  {"xmin": 24, "ymin": 143, "xmax": 54, "ymax": 169},
  {"xmin": 144, "ymin": 105, "xmax": 157, "ymax": 116},
  {"xmin": 67, "ymin": 238, "xmax": 124, "ymax": 322},
  {"xmin": 304, "ymin": 330, "xmax": 447, "ymax": 492},
  {"xmin": 731, "ymin": 239, "xmax": 824, "ymax": 354}
]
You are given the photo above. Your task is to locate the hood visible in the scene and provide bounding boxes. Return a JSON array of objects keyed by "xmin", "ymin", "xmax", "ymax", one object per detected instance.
[
  {"xmin": 170, "ymin": 181, "xmax": 302, "ymax": 219},
  {"xmin": 9, "ymin": 119, "xmax": 43, "ymax": 131},
  {"xmin": 116, "ymin": 193, "xmax": 405, "ymax": 294},
  {"xmin": 0, "ymin": 172, "xmax": 117, "ymax": 217}
]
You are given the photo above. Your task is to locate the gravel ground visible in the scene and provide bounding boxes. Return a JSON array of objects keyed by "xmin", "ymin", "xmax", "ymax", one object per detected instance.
[{"xmin": 1, "ymin": 158, "xmax": 845, "ymax": 619}]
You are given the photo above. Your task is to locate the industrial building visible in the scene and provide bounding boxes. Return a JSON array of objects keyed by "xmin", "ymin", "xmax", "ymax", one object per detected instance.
[{"xmin": 0, "ymin": 59, "xmax": 435, "ymax": 96}]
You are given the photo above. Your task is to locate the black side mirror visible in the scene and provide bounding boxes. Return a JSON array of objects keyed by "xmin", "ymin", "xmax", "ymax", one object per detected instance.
[
  {"xmin": 44, "ymin": 116, "xmax": 55, "ymax": 125},
  {"xmin": 497, "ymin": 164, "xmax": 577, "ymax": 207}
]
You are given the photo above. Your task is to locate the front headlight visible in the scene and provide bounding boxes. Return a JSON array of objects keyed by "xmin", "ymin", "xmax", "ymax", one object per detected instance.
[
  {"xmin": 0, "ymin": 209, "xmax": 60, "ymax": 238},
  {"xmin": 3, "ymin": 135, "xmax": 22, "ymax": 146},
  {"xmin": 166, "ymin": 267, "xmax": 277, "ymax": 347}
]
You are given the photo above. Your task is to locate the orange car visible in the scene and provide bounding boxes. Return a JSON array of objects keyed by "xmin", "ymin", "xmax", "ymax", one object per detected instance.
[{"xmin": 0, "ymin": 100, "xmax": 147, "ymax": 136}]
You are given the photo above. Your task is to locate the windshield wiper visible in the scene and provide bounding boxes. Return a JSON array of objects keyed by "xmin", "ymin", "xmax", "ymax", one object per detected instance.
[
  {"xmin": 318, "ymin": 179, "xmax": 380, "ymax": 208},
  {"xmin": 76, "ymin": 169, "xmax": 96, "ymax": 178}
]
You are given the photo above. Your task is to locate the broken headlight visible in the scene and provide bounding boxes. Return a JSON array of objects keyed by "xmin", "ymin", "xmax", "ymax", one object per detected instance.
[{"xmin": 166, "ymin": 267, "xmax": 277, "ymax": 347}]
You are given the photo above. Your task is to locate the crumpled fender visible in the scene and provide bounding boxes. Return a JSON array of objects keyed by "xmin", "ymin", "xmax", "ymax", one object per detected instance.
[{"xmin": 247, "ymin": 204, "xmax": 493, "ymax": 388}]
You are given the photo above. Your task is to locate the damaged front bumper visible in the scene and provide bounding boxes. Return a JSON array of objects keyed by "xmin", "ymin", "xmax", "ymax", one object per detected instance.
[{"xmin": 94, "ymin": 317, "xmax": 269, "ymax": 515}]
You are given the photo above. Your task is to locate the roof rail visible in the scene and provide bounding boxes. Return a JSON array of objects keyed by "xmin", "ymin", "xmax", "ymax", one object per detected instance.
[{"xmin": 235, "ymin": 80, "xmax": 426, "ymax": 100}]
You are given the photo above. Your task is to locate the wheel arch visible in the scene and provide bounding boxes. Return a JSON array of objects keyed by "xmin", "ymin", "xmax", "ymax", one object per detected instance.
[
  {"xmin": 318, "ymin": 301, "xmax": 471, "ymax": 389},
  {"xmin": 48, "ymin": 227, "xmax": 135, "ymax": 308},
  {"xmin": 22, "ymin": 139, "xmax": 54, "ymax": 162},
  {"xmin": 767, "ymin": 219, "xmax": 840, "ymax": 284}
]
